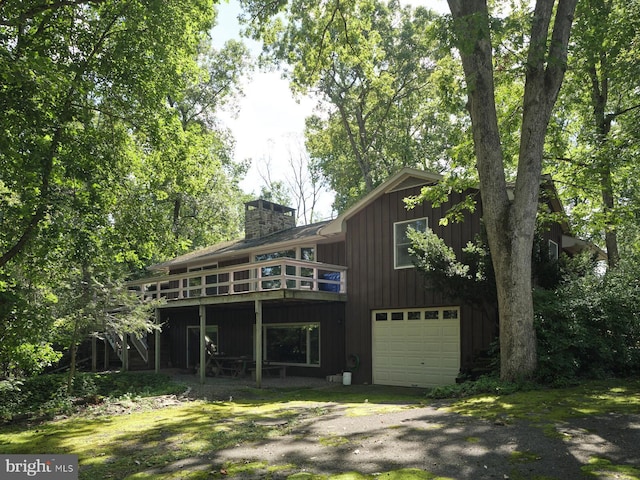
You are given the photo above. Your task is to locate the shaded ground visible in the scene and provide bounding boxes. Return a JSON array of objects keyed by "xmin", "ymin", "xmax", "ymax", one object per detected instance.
[
  {"xmin": 212, "ymin": 406, "xmax": 640, "ymax": 479},
  {"xmin": 140, "ymin": 374, "xmax": 640, "ymax": 479}
]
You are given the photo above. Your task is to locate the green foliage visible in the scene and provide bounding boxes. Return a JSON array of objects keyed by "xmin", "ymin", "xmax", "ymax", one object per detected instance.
[
  {"xmin": 0, "ymin": 271, "xmax": 62, "ymax": 376},
  {"xmin": 9, "ymin": 343, "xmax": 62, "ymax": 378},
  {"xmin": 534, "ymin": 253, "xmax": 640, "ymax": 383},
  {"xmin": 426, "ymin": 374, "xmax": 533, "ymax": 399},
  {"xmin": 0, "ymin": 0, "xmax": 251, "ymax": 375},
  {"xmin": 0, "ymin": 372, "xmax": 185, "ymax": 421},
  {"xmin": 550, "ymin": 0, "xmax": 640, "ymax": 262},
  {"xmin": 408, "ymin": 227, "xmax": 497, "ymax": 313},
  {"xmin": 242, "ymin": 0, "xmax": 465, "ymax": 211}
]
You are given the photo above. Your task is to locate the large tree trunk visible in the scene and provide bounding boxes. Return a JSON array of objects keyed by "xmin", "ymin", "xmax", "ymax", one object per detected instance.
[{"xmin": 448, "ymin": 0, "xmax": 577, "ymax": 380}]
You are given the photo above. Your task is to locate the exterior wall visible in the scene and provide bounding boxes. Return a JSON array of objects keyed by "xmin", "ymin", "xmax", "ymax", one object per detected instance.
[
  {"xmin": 544, "ymin": 221, "xmax": 564, "ymax": 250},
  {"xmin": 160, "ymin": 302, "xmax": 346, "ymax": 378},
  {"xmin": 317, "ymin": 240, "xmax": 346, "ymax": 266},
  {"xmin": 344, "ymin": 185, "xmax": 495, "ymax": 384}
]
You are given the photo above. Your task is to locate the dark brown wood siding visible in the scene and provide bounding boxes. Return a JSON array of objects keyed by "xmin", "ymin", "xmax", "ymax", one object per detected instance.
[
  {"xmin": 160, "ymin": 307, "xmax": 199, "ymax": 369},
  {"xmin": 161, "ymin": 301, "xmax": 345, "ymax": 377},
  {"xmin": 317, "ymin": 241, "xmax": 346, "ymax": 266},
  {"xmin": 344, "ymin": 186, "xmax": 495, "ymax": 384}
]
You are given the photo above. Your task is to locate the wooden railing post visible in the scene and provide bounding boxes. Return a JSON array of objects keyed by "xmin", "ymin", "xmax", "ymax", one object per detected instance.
[
  {"xmin": 255, "ymin": 299, "xmax": 262, "ymax": 389},
  {"xmin": 154, "ymin": 308, "xmax": 161, "ymax": 374},
  {"xmin": 199, "ymin": 304, "xmax": 206, "ymax": 385}
]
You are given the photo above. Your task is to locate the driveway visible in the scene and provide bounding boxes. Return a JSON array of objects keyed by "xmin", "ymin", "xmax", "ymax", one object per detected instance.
[
  {"xmin": 169, "ymin": 375, "xmax": 640, "ymax": 479},
  {"xmin": 210, "ymin": 403, "xmax": 638, "ymax": 479}
]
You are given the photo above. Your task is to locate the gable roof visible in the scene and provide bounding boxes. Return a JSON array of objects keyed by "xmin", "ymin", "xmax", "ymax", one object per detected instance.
[
  {"xmin": 321, "ymin": 168, "xmax": 442, "ymax": 235},
  {"xmin": 149, "ymin": 167, "xmax": 603, "ymax": 272}
]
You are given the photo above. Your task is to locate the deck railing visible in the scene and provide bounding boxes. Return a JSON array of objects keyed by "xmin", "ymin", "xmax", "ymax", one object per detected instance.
[{"xmin": 128, "ymin": 258, "xmax": 347, "ymax": 301}]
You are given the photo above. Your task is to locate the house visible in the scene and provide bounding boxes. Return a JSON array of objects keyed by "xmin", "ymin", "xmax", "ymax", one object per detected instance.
[{"xmin": 118, "ymin": 168, "xmax": 576, "ymax": 388}]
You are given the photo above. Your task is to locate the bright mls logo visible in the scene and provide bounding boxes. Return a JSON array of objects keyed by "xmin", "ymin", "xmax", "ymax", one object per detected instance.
[{"xmin": 1, "ymin": 455, "xmax": 78, "ymax": 479}]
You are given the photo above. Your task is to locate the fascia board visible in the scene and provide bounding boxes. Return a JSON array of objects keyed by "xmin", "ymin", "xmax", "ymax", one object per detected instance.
[{"xmin": 320, "ymin": 167, "xmax": 443, "ymax": 235}]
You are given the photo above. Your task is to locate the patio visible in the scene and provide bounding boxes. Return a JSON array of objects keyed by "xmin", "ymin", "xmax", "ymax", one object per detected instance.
[{"xmin": 168, "ymin": 369, "xmax": 334, "ymax": 400}]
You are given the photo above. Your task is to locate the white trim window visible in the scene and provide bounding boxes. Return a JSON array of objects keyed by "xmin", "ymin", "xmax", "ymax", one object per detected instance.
[
  {"xmin": 548, "ymin": 239, "xmax": 559, "ymax": 261},
  {"xmin": 394, "ymin": 217, "xmax": 428, "ymax": 269},
  {"xmin": 263, "ymin": 323, "xmax": 320, "ymax": 366},
  {"xmin": 254, "ymin": 247, "xmax": 316, "ymax": 289}
]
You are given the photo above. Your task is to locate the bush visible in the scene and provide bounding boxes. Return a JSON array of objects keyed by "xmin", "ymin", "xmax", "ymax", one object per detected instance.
[
  {"xmin": 427, "ymin": 375, "xmax": 534, "ymax": 399},
  {"xmin": 0, "ymin": 371, "xmax": 185, "ymax": 421},
  {"xmin": 0, "ymin": 379, "xmax": 24, "ymax": 420},
  {"xmin": 534, "ymin": 254, "xmax": 640, "ymax": 383}
]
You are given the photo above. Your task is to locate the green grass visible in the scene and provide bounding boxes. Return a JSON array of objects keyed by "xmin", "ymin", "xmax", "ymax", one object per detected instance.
[
  {"xmin": 444, "ymin": 378, "xmax": 640, "ymax": 423},
  {"xmin": 581, "ymin": 457, "xmax": 640, "ymax": 479},
  {"xmin": 0, "ymin": 377, "xmax": 427, "ymax": 480},
  {"xmin": 1, "ymin": 374, "xmax": 639, "ymax": 479},
  {"xmin": 286, "ymin": 469, "xmax": 453, "ymax": 479}
]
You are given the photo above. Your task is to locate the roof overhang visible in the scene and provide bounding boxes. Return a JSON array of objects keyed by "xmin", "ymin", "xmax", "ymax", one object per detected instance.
[
  {"xmin": 562, "ymin": 234, "xmax": 608, "ymax": 261},
  {"xmin": 321, "ymin": 167, "xmax": 442, "ymax": 235},
  {"xmin": 149, "ymin": 222, "xmax": 338, "ymax": 273}
]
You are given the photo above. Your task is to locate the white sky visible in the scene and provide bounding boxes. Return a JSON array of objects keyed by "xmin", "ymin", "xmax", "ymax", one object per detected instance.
[{"xmin": 211, "ymin": 0, "xmax": 450, "ymax": 220}]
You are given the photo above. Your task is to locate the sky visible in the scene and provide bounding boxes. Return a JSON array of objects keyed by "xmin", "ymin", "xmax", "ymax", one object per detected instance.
[{"xmin": 211, "ymin": 0, "xmax": 450, "ymax": 220}]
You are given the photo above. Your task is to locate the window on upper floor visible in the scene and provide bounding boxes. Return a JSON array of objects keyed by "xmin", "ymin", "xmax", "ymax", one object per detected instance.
[{"xmin": 394, "ymin": 217, "xmax": 428, "ymax": 269}]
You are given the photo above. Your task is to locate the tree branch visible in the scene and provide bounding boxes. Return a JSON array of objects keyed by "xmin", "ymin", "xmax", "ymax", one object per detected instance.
[
  {"xmin": 606, "ymin": 103, "xmax": 640, "ymax": 121},
  {"xmin": 0, "ymin": 0, "xmax": 108, "ymax": 27}
]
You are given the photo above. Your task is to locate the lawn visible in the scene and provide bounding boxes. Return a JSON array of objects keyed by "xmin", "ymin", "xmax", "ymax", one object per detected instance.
[{"xmin": 0, "ymin": 374, "xmax": 639, "ymax": 479}]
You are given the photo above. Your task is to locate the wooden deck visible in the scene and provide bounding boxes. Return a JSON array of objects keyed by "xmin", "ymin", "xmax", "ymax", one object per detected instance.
[{"xmin": 128, "ymin": 258, "xmax": 347, "ymax": 305}]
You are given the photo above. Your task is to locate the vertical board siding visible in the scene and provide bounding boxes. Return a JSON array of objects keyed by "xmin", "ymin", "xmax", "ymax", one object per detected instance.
[
  {"xmin": 317, "ymin": 241, "xmax": 346, "ymax": 265},
  {"xmin": 160, "ymin": 307, "xmax": 199, "ymax": 369},
  {"xmin": 162, "ymin": 302, "xmax": 345, "ymax": 377},
  {"xmin": 345, "ymin": 185, "xmax": 493, "ymax": 384}
]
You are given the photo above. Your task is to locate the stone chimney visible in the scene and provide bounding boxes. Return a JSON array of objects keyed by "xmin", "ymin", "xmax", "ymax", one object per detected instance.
[{"xmin": 244, "ymin": 199, "xmax": 296, "ymax": 240}]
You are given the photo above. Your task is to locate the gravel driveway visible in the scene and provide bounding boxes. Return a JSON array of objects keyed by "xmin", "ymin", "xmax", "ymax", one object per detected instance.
[
  {"xmin": 212, "ymin": 404, "xmax": 639, "ymax": 479},
  {"xmin": 172, "ymin": 374, "xmax": 640, "ymax": 479}
]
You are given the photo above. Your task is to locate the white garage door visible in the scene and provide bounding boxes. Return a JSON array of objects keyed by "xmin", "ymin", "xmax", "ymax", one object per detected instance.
[{"xmin": 372, "ymin": 307, "xmax": 460, "ymax": 387}]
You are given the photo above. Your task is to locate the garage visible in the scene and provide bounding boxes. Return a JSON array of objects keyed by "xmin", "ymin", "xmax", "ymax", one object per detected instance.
[{"xmin": 372, "ymin": 307, "xmax": 460, "ymax": 387}]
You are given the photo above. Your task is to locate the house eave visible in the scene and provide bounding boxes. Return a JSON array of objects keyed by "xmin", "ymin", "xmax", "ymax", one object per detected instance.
[
  {"xmin": 321, "ymin": 167, "xmax": 443, "ymax": 236},
  {"xmin": 149, "ymin": 222, "xmax": 339, "ymax": 273}
]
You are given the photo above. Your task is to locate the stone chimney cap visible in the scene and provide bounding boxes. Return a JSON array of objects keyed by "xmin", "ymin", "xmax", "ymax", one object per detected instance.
[
  {"xmin": 244, "ymin": 198, "xmax": 296, "ymax": 240},
  {"xmin": 245, "ymin": 199, "xmax": 295, "ymax": 215}
]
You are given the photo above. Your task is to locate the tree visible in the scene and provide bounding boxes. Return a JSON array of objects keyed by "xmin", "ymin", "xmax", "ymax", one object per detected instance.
[
  {"xmin": 446, "ymin": 0, "xmax": 578, "ymax": 380},
  {"xmin": 0, "ymin": 0, "xmax": 216, "ymax": 268},
  {"xmin": 284, "ymin": 139, "xmax": 328, "ymax": 224},
  {"xmin": 0, "ymin": 0, "xmax": 251, "ymax": 376},
  {"xmin": 257, "ymin": 137, "xmax": 329, "ymax": 224},
  {"xmin": 550, "ymin": 0, "xmax": 640, "ymax": 267},
  {"xmin": 241, "ymin": 0, "xmax": 465, "ymax": 211}
]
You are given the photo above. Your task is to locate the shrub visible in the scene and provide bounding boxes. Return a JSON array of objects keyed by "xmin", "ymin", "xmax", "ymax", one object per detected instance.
[
  {"xmin": 534, "ymin": 253, "xmax": 640, "ymax": 383},
  {"xmin": 427, "ymin": 375, "xmax": 534, "ymax": 399},
  {"xmin": 0, "ymin": 371, "xmax": 185, "ymax": 421}
]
